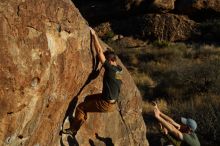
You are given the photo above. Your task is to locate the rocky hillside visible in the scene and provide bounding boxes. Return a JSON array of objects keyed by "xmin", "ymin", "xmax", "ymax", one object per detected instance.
[
  {"xmin": 0, "ymin": 0, "xmax": 148, "ymax": 145},
  {"xmin": 75, "ymin": 0, "xmax": 220, "ymax": 42}
]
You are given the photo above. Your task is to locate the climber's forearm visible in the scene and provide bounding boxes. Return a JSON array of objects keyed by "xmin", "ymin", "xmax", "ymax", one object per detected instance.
[
  {"xmin": 91, "ymin": 33, "xmax": 106, "ymax": 64},
  {"xmin": 156, "ymin": 115, "xmax": 182, "ymax": 139},
  {"xmin": 160, "ymin": 112, "xmax": 180, "ymax": 129}
]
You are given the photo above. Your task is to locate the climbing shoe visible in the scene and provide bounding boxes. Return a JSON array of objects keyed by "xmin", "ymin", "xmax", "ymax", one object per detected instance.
[{"xmin": 62, "ymin": 128, "xmax": 77, "ymax": 136}]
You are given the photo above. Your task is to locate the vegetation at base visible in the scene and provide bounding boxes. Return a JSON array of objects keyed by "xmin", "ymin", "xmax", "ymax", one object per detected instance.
[
  {"xmin": 102, "ymin": 30, "xmax": 115, "ymax": 41},
  {"xmin": 152, "ymin": 40, "xmax": 170, "ymax": 48}
]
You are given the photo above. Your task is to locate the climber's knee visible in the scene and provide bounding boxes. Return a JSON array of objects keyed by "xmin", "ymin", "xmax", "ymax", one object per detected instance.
[
  {"xmin": 77, "ymin": 102, "xmax": 84, "ymax": 111},
  {"xmin": 75, "ymin": 103, "xmax": 86, "ymax": 120}
]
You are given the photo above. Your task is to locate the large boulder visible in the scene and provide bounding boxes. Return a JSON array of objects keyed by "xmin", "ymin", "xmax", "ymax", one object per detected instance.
[
  {"xmin": 0, "ymin": 0, "xmax": 148, "ymax": 146},
  {"xmin": 137, "ymin": 13, "xmax": 198, "ymax": 41},
  {"xmin": 148, "ymin": 0, "xmax": 176, "ymax": 12}
]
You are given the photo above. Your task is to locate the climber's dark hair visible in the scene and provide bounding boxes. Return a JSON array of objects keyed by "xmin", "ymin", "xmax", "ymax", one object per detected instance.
[{"xmin": 104, "ymin": 50, "xmax": 116, "ymax": 62}]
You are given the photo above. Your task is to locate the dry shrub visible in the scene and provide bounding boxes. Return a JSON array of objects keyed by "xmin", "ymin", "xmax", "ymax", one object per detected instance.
[
  {"xmin": 180, "ymin": 59, "xmax": 220, "ymax": 95},
  {"xmin": 132, "ymin": 72, "xmax": 156, "ymax": 88}
]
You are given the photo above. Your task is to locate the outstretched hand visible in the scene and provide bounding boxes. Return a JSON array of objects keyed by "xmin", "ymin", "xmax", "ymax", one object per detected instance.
[
  {"xmin": 154, "ymin": 108, "xmax": 160, "ymax": 118},
  {"xmin": 152, "ymin": 101, "xmax": 161, "ymax": 118},
  {"xmin": 152, "ymin": 101, "xmax": 159, "ymax": 110},
  {"xmin": 89, "ymin": 27, "xmax": 96, "ymax": 36}
]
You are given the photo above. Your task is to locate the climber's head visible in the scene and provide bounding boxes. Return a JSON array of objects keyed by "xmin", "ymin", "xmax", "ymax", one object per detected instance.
[{"xmin": 104, "ymin": 50, "xmax": 117, "ymax": 66}]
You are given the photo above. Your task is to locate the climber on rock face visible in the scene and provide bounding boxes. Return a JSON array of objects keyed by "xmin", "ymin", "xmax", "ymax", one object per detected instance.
[{"xmin": 62, "ymin": 28, "xmax": 123, "ymax": 136}]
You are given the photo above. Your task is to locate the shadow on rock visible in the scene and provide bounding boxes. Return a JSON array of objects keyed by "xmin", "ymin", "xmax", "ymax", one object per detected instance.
[
  {"xmin": 60, "ymin": 135, "xmax": 79, "ymax": 146},
  {"xmin": 89, "ymin": 139, "xmax": 96, "ymax": 146},
  {"xmin": 95, "ymin": 133, "xmax": 114, "ymax": 146},
  {"xmin": 67, "ymin": 136, "xmax": 79, "ymax": 146},
  {"xmin": 60, "ymin": 136, "xmax": 79, "ymax": 146}
]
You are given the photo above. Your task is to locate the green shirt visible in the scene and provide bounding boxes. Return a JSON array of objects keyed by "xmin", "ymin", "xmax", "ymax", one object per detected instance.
[
  {"xmin": 181, "ymin": 132, "xmax": 200, "ymax": 146},
  {"xmin": 164, "ymin": 132, "xmax": 200, "ymax": 146},
  {"xmin": 165, "ymin": 134, "xmax": 181, "ymax": 146},
  {"xmin": 102, "ymin": 60, "xmax": 122, "ymax": 100}
]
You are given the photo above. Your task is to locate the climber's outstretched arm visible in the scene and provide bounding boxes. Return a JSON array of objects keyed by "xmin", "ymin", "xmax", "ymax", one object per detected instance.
[
  {"xmin": 90, "ymin": 28, "xmax": 106, "ymax": 64},
  {"xmin": 153, "ymin": 102, "xmax": 181, "ymax": 129},
  {"xmin": 154, "ymin": 108, "xmax": 183, "ymax": 140}
]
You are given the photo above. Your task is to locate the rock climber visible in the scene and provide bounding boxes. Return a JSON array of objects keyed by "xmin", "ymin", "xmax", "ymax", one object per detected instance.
[{"xmin": 62, "ymin": 28, "xmax": 123, "ymax": 136}]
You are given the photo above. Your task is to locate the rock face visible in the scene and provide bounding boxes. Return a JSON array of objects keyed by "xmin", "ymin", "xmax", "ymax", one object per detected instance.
[
  {"xmin": 150, "ymin": 0, "xmax": 175, "ymax": 12},
  {"xmin": 0, "ymin": 0, "xmax": 148, "ymax": 146}
]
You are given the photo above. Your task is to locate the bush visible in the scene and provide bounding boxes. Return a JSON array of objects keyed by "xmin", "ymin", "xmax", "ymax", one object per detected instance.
[
  {"xmin": 152, "ymin": 40, "xmax": 170, "ymax": 48},
  {"xmin": 102, "ymin": 30, "xmax": 115, "ymax": 41}
]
